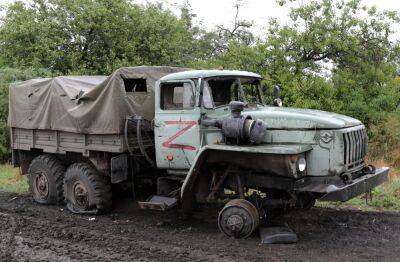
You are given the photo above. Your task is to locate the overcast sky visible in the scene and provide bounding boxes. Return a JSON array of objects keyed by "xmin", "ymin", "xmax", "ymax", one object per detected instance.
[
  {"xmin": 1, "ymin": 0, "xmax": 399, "ymax": 37},
  {"xmin": 139, "ymin": 0, "xmax": 400, "ymax": 37}
]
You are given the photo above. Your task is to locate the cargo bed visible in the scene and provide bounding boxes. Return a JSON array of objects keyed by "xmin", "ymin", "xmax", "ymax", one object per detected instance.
[{"xmin": 10, "ymin": 127, "xmax": 152, "ymax": 156}]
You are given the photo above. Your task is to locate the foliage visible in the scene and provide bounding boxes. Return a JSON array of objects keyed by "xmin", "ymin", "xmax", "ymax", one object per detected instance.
[
  {"xmin": 0, "ymin": 0, "xmax": 400, "ymax": 163},
  {"xmin": 0, "ymin": 164, "xmax": 28, "ymax": 193},
  {"xmin": 209, "ymin": 1, "xmax": 255, "ymax": 55},
  {"xmin": 0, "ymin": 0, "xmax": 211, "ymax": 74},
  {"xmin": 369, "ymin": 110, "xmax": 400, "ymax": 166},
  {"xmin": 204, "ymin": 0, "xmax": 400, "ymax": 159}
]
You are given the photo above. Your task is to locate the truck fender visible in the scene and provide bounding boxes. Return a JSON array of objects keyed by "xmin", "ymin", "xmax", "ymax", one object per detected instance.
[{"xmin": 180, "ymin": 144, "xmax": 312, "ymax": 209}]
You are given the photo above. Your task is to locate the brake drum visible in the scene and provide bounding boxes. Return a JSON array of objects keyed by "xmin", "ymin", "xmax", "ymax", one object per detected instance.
[{"xmin": 218, "ymin": 199, "xmax": 260, "ymax": 238}]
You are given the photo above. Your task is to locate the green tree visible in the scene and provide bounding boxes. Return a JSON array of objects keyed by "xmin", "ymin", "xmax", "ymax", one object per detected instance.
[
  {"xmin": 0, "ymin": 0, "xmax": 210, "ymax": 74},
  {"xmin": 1, "ymin": 0, "xmax": 400, "ymax": 163},
  {"xmin": 207, "ymin": 0, "xmax": 400, "ymax": 127}
]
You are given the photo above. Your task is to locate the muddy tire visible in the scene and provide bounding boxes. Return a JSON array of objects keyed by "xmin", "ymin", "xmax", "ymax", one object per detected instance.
[
  {"xmin": 28, "ymin": 155, "xmax": 65, "ymax": 205},
  {"xmin": 63, "ymin": 163, "xmax": 112, "ymax": 214}
]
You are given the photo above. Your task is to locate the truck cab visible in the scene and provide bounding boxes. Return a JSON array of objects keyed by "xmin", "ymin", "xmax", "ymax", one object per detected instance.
[{"xmin": 151, "ymin": 69, "xmax": 389, "ymax": 237}]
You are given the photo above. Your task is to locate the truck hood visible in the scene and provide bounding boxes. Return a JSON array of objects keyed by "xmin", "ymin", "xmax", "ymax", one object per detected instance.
[
  {"xmin": 210, "ymin": 106, "xmax": 362, "ymax": 129},
  {"xmin": 248, "ymin": 106, "xmax": 362, "ymax": 129}
]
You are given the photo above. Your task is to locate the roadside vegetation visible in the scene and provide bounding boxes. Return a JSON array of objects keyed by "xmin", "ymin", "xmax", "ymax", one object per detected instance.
[
  {"xmin": 0, "ymin": 0, "xmax": 399, "ymax": 209},
  {"xmin": 0, "ymin": 164, "xmax": 27, "ymax": 193}
]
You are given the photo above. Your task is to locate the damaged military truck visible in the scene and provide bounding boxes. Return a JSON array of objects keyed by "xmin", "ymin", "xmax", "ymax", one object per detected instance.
[{"xmin": 9, "ymin": 66, "xmax": 389, "ymax": 238}]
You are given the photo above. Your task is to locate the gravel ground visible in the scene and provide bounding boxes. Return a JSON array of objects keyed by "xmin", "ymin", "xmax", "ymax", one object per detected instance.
[{"xmin": 0, "ymin": 191, "xmax": 399, "ymax": 262}]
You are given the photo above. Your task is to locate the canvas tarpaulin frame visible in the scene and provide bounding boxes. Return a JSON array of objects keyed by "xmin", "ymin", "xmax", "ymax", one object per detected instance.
[{"xmin": 8, "ymin": 66, "xmax": 189, "ymax": 134}]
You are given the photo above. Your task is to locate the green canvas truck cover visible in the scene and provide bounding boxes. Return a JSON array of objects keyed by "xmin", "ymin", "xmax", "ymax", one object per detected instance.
[{"xmin": 8, "ymin": 66, "xmax": 188, "ymax": 134}]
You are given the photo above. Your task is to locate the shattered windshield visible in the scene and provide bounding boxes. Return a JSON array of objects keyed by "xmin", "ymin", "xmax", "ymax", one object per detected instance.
[{"xmin": 202, "ymin": 77, "xmax": 264, "ymax": 109}]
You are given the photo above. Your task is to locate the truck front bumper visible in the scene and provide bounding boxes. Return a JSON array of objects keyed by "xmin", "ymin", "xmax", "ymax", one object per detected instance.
[{"xmin": 294, "ymin": 167, "xmax": 389, "ymax": 202}]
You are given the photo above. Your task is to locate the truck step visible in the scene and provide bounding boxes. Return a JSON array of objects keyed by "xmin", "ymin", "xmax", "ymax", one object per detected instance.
[{"xmin": 137, "ymin": 195, "xmax": 178, "ymax": 211}]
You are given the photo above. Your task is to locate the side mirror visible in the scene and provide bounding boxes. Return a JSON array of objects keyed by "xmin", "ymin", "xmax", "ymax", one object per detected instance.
[{"xmin": 273, "ymin": 85, "xmax": 282, "ymax": 107}]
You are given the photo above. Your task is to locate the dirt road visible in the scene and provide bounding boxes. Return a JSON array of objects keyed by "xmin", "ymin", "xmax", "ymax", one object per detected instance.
[{"xmin": 0, "ymin": 191, "xmax": 399, "ymax": 262}]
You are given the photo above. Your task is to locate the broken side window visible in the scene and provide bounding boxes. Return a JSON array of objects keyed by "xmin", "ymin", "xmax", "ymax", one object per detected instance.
[
  {"xmin": 160, "ymin": 82, "xmax": 195, "ymax": 110},
  {"xmin": 123, "ymin": 78, "xmax": 147, "ymax": 92}
]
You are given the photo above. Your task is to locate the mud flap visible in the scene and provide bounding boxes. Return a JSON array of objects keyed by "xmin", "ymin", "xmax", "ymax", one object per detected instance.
[{"xmin": 110, "ymin": 154, "xmax": 129, "ymax": 184}]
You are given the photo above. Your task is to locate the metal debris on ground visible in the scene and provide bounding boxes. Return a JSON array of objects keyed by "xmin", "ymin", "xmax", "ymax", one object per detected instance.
[{"xmin": 259, "ymin": 226, "xmax": 298, "ymax": 244}]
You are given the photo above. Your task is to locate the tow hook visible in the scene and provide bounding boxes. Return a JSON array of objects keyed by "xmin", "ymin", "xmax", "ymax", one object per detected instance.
[
  {"xmin": 340, "ymin": 173, "xmax": 353, "ymax": 184},
  {"xmin": 362, "ymin": 165, "xmax": 376, "ymax": 174},
  {"xmin": 362, "ymin": 165, "xmax": 376, "ymax": 205}
]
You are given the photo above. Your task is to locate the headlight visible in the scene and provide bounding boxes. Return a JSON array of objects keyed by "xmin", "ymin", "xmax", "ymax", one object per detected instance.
[{"xmin": 297, "ymin": 157, "xmax": 307, "ymax": 172}]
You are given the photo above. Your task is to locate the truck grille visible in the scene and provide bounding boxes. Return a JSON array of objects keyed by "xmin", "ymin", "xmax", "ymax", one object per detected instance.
[{"xmin": 343, "ymin": 127, "xmax": 367, "ymax": 169}]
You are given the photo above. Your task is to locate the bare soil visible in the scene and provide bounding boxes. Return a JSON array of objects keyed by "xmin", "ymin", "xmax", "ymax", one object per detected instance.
[{"xmin": 0, "ymin": 191, "xmax": 399, "ymax": 262}]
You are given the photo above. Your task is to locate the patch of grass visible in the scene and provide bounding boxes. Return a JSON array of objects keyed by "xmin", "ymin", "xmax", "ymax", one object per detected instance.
[
  {"xmin": 317, "ymin": 169, "xmax": 400, "ymax": 212},
  {"xmin": 0, "ymin": 164, "xmax": 28, "ymax": 193}
]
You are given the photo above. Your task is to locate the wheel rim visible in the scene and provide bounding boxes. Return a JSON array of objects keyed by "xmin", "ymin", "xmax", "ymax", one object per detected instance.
[
  {"xmin": 34, "ymin": 172, "xmax": 49, "ymax": 200},
  {"xmin": 72, "ymin": 181, "xmax": 89, "ymax": 210}
]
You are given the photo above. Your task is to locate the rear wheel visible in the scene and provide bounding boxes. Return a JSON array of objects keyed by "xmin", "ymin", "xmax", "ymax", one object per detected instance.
[
  {"xmin": 218, "ymin": 199, "xmax": 260, "ymax": 238},
  {"xmin": 64, "ymin": 163, "xmax": 112, "ymax": 214},
  {"xmin": 28, "ymin": 155, "xmax": 65, "ymax": 205}
]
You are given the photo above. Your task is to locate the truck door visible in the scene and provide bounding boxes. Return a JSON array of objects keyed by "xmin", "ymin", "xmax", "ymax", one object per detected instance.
[{"xmin": 154, "ymin": 80, "xmax": 200, "ymax": 170}]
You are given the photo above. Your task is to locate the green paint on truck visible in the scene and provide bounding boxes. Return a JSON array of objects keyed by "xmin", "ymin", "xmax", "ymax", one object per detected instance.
[{"xmin": 9, "ymin": 66, "xmax": 389, "ymax": 239}]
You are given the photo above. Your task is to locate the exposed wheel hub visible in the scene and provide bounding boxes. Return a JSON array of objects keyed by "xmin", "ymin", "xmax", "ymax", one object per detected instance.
[
  {"xmin": 218, "ymin": 199, "xmax": 260, "ymax": 238},
  {"xmin": 34, "ymin": 173, "xmax": 49, "ymax": 199},
  {"xmin": 226, "ymin": 214, "xmax": 244, "ymax": 232},
  {"xmin": 73, "ymin": 182, "xmax": 89, "ymax": 210}
]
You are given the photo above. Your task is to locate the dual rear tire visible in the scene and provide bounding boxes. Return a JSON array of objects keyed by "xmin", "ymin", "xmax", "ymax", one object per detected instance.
[{"xmin": 28, "ymin": 155, "xmax": 112, "ymax": 214}]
